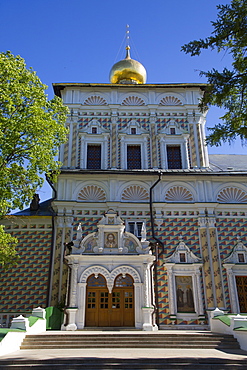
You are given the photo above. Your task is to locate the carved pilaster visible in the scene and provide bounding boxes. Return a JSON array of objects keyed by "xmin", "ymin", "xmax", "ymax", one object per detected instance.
[
  {"xmin": 195, "ymin": 269, "xmax": 204, "ymax": 315},
  {"xmin": 69, "ymin": 263, "xmax": 79, "ymax": 307}
]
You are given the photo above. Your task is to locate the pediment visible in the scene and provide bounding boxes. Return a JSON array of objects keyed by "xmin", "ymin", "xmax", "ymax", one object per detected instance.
[
  {"xmin": 164, "ymin": 237, "xmax": 201, "ymax": 264},
  {"xmin": 158, "ymin": 119, "xmax": 188, "ymax": 135},
  {"xmin": 73, "ymin": 209, "xmax": 151, "ymax": 255},
  {"xmin": 79, "ymin": 118, "xmax": 110, "ymax": 134},
  {"xmin": 119, "ymin": 119, "xmax": 149, "ymax": 135},
  {"xmin": 223, "ymin": 238, "xmax": 247, "ymax": 264}
]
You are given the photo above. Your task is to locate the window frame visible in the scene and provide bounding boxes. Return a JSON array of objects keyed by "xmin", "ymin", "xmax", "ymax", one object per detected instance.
[
  {"xmin": 119, "ymin": 134, "xmax": 149, "ymax": 170},
  {"xmin": 126, "ymin": 220, "xmax": 145, "ymax": 239},
  {"xmin": 79, "ymin": 133, "xmax": 109, "ymax": 169},
  {"xmin": 86, "ymin": 143, "xmax": 102, "ymax": 169}
]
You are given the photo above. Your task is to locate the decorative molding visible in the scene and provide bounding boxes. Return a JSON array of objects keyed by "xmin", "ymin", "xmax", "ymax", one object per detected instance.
[
  {"xmin": 223, "ymin": 238, "xmax": 247, "ymax": 264},
  {"xmin": 217, "ymin": 187, "xmax": 247, "ymax": 203},
  {"xmin": 84, "ymin": 96, "xmax": 107, "ymax": 105},
  {"xmin": 165, "ymin": 186, "xmax": 193, "ymax": 202},
  {"xmin": 110, "ymin": 266, "xmax": 141, "ymax": 284},
  {"xmin": 80, "ymin": 266, "xmax": 110, "ymax": 284},
  {"xmin": 121, "ymin": 185, "xmax": 149, "ymax": 202},
  {"xmin": 77, "ymin": 185, "xmax": 106, "ymax": 202},
  {"xmin": 164, "ymin": 237, "xmax": 202, "ymax": 264},
  {"xmin": 121, "ymin": 96, "xmax": 145, "ymax": 106},
  {"xmin": 159, "ymin": 96, "xmax": 182, "ymax": 106},
  {"xmin": 79, "ymin": 265, "xmax": 141, "ymax": 294}
]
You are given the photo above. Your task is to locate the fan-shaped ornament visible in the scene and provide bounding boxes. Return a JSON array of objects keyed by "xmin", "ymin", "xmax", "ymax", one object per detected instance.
[
  {"xmin": 121, "ymin": 96, "xmax": 145, "ymax": 106},
  {"xmin": 165, "ymin": 186, "xmax": 193, "ymax": 202},
  {"xmin": 121, "ymin": 185, "xmax": 149, "ymax": 202},
  {"xmin": 159, "ymin": 96, "xmax": 182, "ymax": 106},
  {"xmin": 217, "ymin": 187, "xmax": 247, "ymax": 203},
  {"xmin": 84, "ymin": 96, "xmax": 107, "ymax": 105},
  {"xmin": 78, "ymin": 185, "xmax": 106, "ymax": 202}
]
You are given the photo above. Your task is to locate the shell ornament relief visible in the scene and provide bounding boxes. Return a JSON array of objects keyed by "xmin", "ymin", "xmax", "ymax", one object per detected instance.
[
  {"xmin": 217, "ymin": 187, "xmax": 247, "ymax": 203},
  {"xmin": 121, "ymin": 185, "xmax": 149, "ymax": 202},
  {"xmin": 165, "ymin": 186, "xmax": 193, "ymax": 202},
  {"xmin": 159, "ymin": 96, "xmax": 182, "ymax": 106},
  {"xmin": 84, "ymin": 96, "xmax": 107, "ymax": 105},
  {"xmin": 78, "ymin": 185, "xmax": 106, "ymax": 202},
  {"xmin": 121, "ymin": 96, "xmax": 145, "ymax": 106}
]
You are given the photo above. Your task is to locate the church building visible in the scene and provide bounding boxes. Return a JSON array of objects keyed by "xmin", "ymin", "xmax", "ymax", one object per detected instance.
[{"xmin": 1, "ymin": 45, "xmax": 247, "ymax": 330}]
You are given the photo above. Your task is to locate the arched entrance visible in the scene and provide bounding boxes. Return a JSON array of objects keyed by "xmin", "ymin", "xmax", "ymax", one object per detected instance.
[
  {"xmin": 85, "ymin": 274, "xmax": 134, "ymax": 327},
  {"xmin": 236, "ymin": 276, "xmax": 247, "ymax": 312}
]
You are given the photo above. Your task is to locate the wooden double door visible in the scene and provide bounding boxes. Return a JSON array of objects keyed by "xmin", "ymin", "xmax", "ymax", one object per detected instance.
[
  {"xmin": 236, "ymin": 276, "xmax": 247, "ymax": 312},
  {"xmin": 85, "ymin": 274, "xmax": 134, "ymax": 327}
]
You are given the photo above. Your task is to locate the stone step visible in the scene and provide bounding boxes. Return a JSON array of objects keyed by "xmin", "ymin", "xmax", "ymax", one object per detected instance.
[
  {"xmin": 20, "ymin": 332, "xmax": 240, "ymax": 350},
  {"xmin": 1, "ymin": 358, "xmax": 247, "ymax": 369}
]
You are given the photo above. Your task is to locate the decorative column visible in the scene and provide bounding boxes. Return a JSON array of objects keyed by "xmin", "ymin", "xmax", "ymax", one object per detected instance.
[
  {"xmin": 198, "ymin": 213, "xmax": 225, "ymax": 309},
  {"xmin": 134, "ymin": 282, "xmax": 143, "ymax": 329},
  {"xmin": 166, "ymin": 265, "xmax": 176, "ymax": 315},
  {"xmin": 111, "ymin": 116, "xmax": 118, "ymax": 169},
  {"xmin": 69, "ymin": 262, "xmax": 79, "ymax": 307},
  {"xmin": 150, "ymin": 116, "xmax": 158, "ymax": 168},
  {"xmin": 77, "ymin": 282, "xmax": 87, "ymax": 329},
  {"xmin": 198, "ymin": 216, "xmax": 215, "ymax": 308},
  {"xmin": 208, "ymin": 218, "xmax": 224, "ymax": 308},
  {"xmin": 195, "ymin": 269, "xmax": 204, "ymax": 316},
  {"xmin": 103, "ymin": 134, "xmax": 109, "ymax": 169},
  {"xmin": 143, "ymin": 137, "xmax": 148, "ymax": 169},
  {"xmin": 223, "ymin": 264, "xmax": 239, "ymax": 313},
  {"xmin": 183, "ymin": 136, "xmax": 190, "ymax": 169},
  {"xmin": 80, "ymin": 136, "xmax": 85, "ymax": 169},
  {"xmin": 65, "ymin": 261, "xmax": 79, "ymax": 331},
  {"xmin": 188, "ymin": 113, "xmax": 198, "ymax": 168},
  {"xmin": 67, "ymin": 116, "xmax": 74, "ymax": 168},
  {"xmin": 142, "ymin": 262, "xmax": 155, "ymax": 331},
  {"xmin": 120, "ymin": 136, "xmax": 125, "ymax": 169}
]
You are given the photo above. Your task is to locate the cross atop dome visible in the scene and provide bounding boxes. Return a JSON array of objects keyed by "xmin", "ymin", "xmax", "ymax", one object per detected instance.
[{"xmin": 109, "ymin": 26, "xmax": 147, "ymax": 84}]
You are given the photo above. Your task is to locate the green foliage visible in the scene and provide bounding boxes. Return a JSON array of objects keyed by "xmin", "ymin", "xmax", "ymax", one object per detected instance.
[
  {"xmin": 182, "ymin": 0, "xmax": 247, "ymax": 146},
  {"xmin": 0, "ymin": 51, "xmax": 69, "ymax": 215},
  {"xmin": 0, "ymin": 51, "xmax": 69, "ymax": 267},
  {"xmin": 0, "ymin": 225, "xmax": 19, "ymax": 269}
]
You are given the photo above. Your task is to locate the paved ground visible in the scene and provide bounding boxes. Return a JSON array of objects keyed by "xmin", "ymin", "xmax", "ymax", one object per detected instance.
[
  {"xmin": 1, "ymin": 348, "xmax": 247, "ymax": 361},
  {"xmin": 1, "ymin": 330, "xmax": 247, "ymax": 362}
]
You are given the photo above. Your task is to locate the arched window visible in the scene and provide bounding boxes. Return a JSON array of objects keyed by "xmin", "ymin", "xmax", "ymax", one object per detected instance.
[
  {"xmin": 87, "ymin": 274, "xmax": 107, "ymax": 287},
  {"xmin": 114, "ymin": 274, "xmax": 133, "ymax": 287}
]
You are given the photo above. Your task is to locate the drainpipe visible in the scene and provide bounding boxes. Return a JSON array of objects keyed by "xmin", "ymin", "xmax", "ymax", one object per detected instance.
[
  {"xmin": 149, "ymin": 171, "xmax": 164, "ymax": 328},
  {"xmin": 45, "ymin": 174, "xmax": 57, "ymax": 307}
]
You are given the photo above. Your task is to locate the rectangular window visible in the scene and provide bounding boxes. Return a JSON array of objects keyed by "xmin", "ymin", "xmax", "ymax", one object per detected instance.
[
  {"xmin": 128, "ymin": 221, "xmax": 143, "ymax": 238},
  {"xmin": 238, "ymin": 253, "xmax": 245, "ymax": 263},
  {"xmin": 127, "ymin": 145, "xmax": 141, "ymax": 169},
  {"xmin": 179, "ymin": 253, "xmax": 186, "ymax": 263},
  {"xmin": 167, "ymin": 145, "xmax": 182, "ymax": 169},
  {"xmin": 87, "ymin": 144, "xmax": 101, "ymax": 169}
]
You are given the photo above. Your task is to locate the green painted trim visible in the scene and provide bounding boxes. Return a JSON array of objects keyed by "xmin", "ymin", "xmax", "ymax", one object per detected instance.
[
  {"xmin": 0, "ymin": 328, "xmax": 24, "ymax": 342},
  {"xmin": 213, "ymin": 315, "xmax": 231, "ymax": 326},
  {"xmin": 28, "ymin": 316, "xmax": 44, "ymax": 327}
]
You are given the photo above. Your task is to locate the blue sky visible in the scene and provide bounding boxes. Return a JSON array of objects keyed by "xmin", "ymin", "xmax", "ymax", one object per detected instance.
[{"xmin": 1, "ymin": 0, "xmax": 246, "ymax": 201}]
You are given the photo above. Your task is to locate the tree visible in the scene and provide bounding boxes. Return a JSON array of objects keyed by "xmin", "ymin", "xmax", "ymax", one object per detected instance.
[
  {"xmin": 0, "ymin": 225, "xmax": 19, "ymax": 269},
  {"xmin": 181, "ymin": 0, "xmax": 247, "ymax": 146},
  {"xmin": 0, "ymin": 51, "xmax": 69, "ymax": 267}
]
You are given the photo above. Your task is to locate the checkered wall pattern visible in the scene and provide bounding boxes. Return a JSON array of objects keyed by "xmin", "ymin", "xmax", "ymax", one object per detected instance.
[
  {"xmin": 0, "ymin": 228, "xmax": 52, "ymax": 312},
  {"xmin": 217, "ymin": 217, "xmax": 247, "ymax": 311}
]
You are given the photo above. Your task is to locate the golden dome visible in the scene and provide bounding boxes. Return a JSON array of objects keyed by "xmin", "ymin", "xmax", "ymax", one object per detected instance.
[{"xmin": 109, "ymin": 46, "xmax": 147, "ymax": 84}]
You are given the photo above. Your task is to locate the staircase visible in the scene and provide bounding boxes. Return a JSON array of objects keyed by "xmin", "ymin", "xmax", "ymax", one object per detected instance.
[
  {"xmin": 1, "ymin": 332, "xmax": 246, "ymax": 369},
  {"xmin": 20, "ymin": 331, "xmax": 240, "ymax": 350}
]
